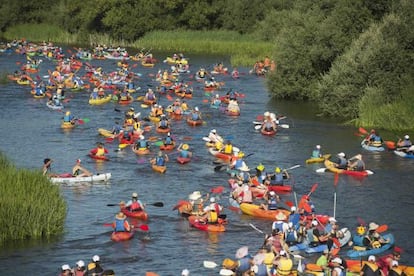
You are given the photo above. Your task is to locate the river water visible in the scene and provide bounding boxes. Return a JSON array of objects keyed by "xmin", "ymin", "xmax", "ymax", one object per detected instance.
[{"xmin": 0, "ymin": 47, "xmax": 413, "ymax": 275}]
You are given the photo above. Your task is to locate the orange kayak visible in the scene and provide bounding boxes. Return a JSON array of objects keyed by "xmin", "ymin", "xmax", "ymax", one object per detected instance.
[
  {"xmin": 188, "ymin": 215, "xmax": 226, "ymax": 232},
  {"xmin": 111, "ymin": 231, "xmax": 134, "ymax": 242}
]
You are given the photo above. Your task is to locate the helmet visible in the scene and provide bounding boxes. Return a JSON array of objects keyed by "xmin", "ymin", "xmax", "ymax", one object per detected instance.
[
  {"xmin": 76, "ymin": 260, "xmax": 85, "ymax": 268},
  {"xmin": 130, "ymin": 107, "xmax": 134, "ymax": 111},
  {"xmin": 290, "ymin": 206, "xmax": 296, "ymax": 212},
  {"xmin": 182, "ymin": 144, "xmax": 189, "ymax": 150},
  {"xmin": 194, "ymin": 107, "xmax": 199, "ymax": 111},
  {"xmin": 167, "ymin": 132, "xmax": 171, "ymax": 136},
  {"xmin": 238, "ymin": 151, "xmax": 245, "ymax": 158},
  {"xmin": 275, "ymin": 167, "xmax": 281, "ymax": 173},
  {"xmin": 316, "ymin": 145, "xmax": 321, "ymax": 149},
  {"xmin": 211, "ymin": 129, "xmax": 216, "ymax": 133},
  {"xmin": 356, "ymin": 225, "xmax": 366, "ymax": 235},
  {"xmin": 264, "ymin": 111, "xmax": 270, "ymax": 117},
  {"xmin": 132, "ymin": 192, "xmax": 138, "ymax": 198},
  {"xmin": 405, "ymin": 135, "xmax": 410, "ymax": 140}
]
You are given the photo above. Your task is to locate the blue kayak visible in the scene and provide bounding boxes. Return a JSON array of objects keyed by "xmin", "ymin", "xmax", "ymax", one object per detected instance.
[
  {"xmin": 394, "ymin": 150, "xmax": 414, "ymax": 158},
  {"xmin": 346, "ymin": 233, "xmax": 394, "ymax": 259},
  {"xmin": 361, "ymin": 140, "xmax": 385, "ymax": 152}
]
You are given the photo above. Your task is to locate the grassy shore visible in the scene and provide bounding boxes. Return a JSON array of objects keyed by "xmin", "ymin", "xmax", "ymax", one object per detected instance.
[
  {"xmin": 3, "ymin": 25, "xmax": 274, "ymax": 66},
  {"xmin": 0, "ymin": 153, "xmax": 66, "ymax": 244}
]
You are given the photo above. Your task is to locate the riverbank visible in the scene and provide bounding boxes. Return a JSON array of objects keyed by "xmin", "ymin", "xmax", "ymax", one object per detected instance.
[{"xmin": 2, "ymin": 24, "xmax": 273, "ymax": 66}]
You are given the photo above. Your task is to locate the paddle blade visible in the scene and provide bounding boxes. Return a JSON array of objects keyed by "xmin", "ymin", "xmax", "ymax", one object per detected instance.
[
  {"xmin": 150, "ymin": 202, "xmax": 164, "ymax": 207},
  {"xmin": 385, "ymin": 140, "xmax": 396, "ymax": 150},
  {"xmin": 138, "ymin": 224, "xmax": 149, "ymax": 231},
  {"xmin": 334, "ymin": 173, "xmax": 339, "ymax": 186},
  {"xmin": 358, "ymin": 127, "xmax": 368, "ymax": 135},
  {"xmin": 377, "ymin": 224, "xmax": 388, "ymax": 233},
  {"xmin": 211, "ymin": 186, "xmax": 225, "ymax": 194},
  {"xmin": 308, "ymin": 183, "xmax": 318, "ymax": 196},
  {"xmin": 214, "ymin": 165, "xmax": 225, "ymax": 172},
  {"xmin": 77, "ymin": 119, "xmax": 84, "ymax": 124},
  {"xmin": 357, "ymin": 217, "xmax": 366, "ymax": 226},
  {"xmin": 203, "ymin": 261, "xmax": 218, "ymax": 269}
]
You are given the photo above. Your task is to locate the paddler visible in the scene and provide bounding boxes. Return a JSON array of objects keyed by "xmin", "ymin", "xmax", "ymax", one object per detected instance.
[
  {"xmin": 72, "ymin": 159, "xmax": 92, "ymax": 177},
  {"xmin": 150, "ymin": 151, "xmax": 169, "ymax": 166},
  {"xmin": 177, "ymin": 143, "xmax": 192, "ymax": 159},
  {"xmin": 42, "ymin": 158, "xmax": 53, "ymax": 176},
  {"xmin": 112, "ymin": 212, "xmax": 131, "ymax": 233},
  {"xmin": 91, "ymin": 142, "xmax": 108, "ymax": 157},
  {"xmin": 125, "ymin": 192, "xmax": 145, "ymax": 212},
  {"xmin": 361, "ymin": 255, "xmax": 381, "ymax": 276}
]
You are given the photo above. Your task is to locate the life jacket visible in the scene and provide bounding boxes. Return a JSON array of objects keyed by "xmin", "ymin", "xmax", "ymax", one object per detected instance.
[
  {"xmin": 224, "ymin": 144, "xmax": 233, "ymax": 154},
  {"xmin": 363, "ymin": 262, "xmax": 380, "ymax": 274},
  {"xmin": 337, "ymin": 157, "xmax": 348, "ymax": 168},
  {"xmin": 285, "ymin": 229, "xmax": 297, "ymax": 244},
  {"xmin": 139, "ymin": 140, "xmax": 148, "ymax": 149},
  {"xmin": 312, "ymin": 149, "xmax": 321, "ymax": 158},
  {"xmin": 160, "ymin": 119, "xmax": 168, "ymax": 128},
  {"xmin": 96, "ymin": 147, "xmax": 105, "ymax": 156},
  {"xmin": 272, "ymin": 173, "xmax": 284, "ymax": 185},
  {"xmin": 263, "ymin": 252, "xmax": 275, "ymax": 269},
  {"xmin": 164, "ymin": 137, "xmax": 173, "ymax": 145},
  {"xmin": 133, "ymin": 122, "xmax": 140, "ymax": 130},
  {"xmin": 63, "ymin": 115, "xmax": 72, "ymax": 122},
  {"xmin": 389, "ymin": 267, "xmax": 403, "ymax": 276},
  {"xmin": 272, "ymin": 221, "xmax": 285, "ymax": 232},
  {"xmin": 276, "ymin": 258, "xmax": 293, "ymax": 276},
  {"xmin": 191, "ymin": 112, "xmax": 199, "ymax": 121},
  {"xmin": 156, "ymin": 157, "xmax": 165, "ymax": 166},
  {"xmin": 180, "ymin": 150, "xmax": 189, "ymax": 158},
  {"xmin": 208, "ymin": 209, "xmax": 218, "ymax": 223},
  {"xmin": 268, "ymin": 197, "xmax": 278, "ymax": 210},
  {"xmin": 130, "ymin": 201, "xmax": 141, "ymax": 211},
  {"xmin": 237, "ymin": 257, "xmax": 251, "ymax": 273},
  {"xmin": 115, "ymin": 218, "xmax": 126, "ymax": 232},
  {"xmin": 256, "ymin": 263, "xmax": 268, "ymax": 276}
]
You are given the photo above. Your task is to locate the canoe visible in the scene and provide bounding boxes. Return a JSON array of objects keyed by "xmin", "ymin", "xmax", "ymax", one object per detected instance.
[
  {"xmin": 346, "ymin": 233, "xmax": 395, "ymax": 259},
  {"xmin": 152, "ymin": 164, "xmax": 167, "ymax": 173},
  {"xmin": 305, "ymin": 154, "xmax": 331, "ymax": 164},
  {"xmin": 188, "ymin": 215, "xmax": 226, "ymax": 232},
  {"xmin": 50, "ymin": 173, "xmax": 111, "ymax": 184},
  {"xmin": 324, "ymin": 159, "xmax": 373, "ymax": 177},
  {"xmin": 394, "ymin": 150, "xmax": 414, "ymax": 158},
  {"xmin": 176, "ymin": 156, "xmax": 191, "ymax": 164},
  {"xmin": 239, "ymin": 203, "xmax": 291, "ymax": 220},
  {"xmin": 120, "ymin": 207, "xmax": 149, "ymax": 220},
  {"xmin": 261, "ymin": 128, "xmax": 277, "ymax": 136},
  {"xmin": 111, "ymin": 231, "xmax": 134, "ymax": 242},
  {"xmin": 46, "ymin": 102, "xmax": 64, "ymax": 110},
  {"xmin": 61, "ymin": 121, "xmax": 76, "ymax": 129},
  {"xmin": 186, "ymin": 118, "xmax": 203, "ymax": 126},
  {"xmin": 361, "ymin": 140, "xmax": 385, "ymax": 152},
  {"xmin": 89, "ymin": 95, "xmax": 112, "ymax": 105}
]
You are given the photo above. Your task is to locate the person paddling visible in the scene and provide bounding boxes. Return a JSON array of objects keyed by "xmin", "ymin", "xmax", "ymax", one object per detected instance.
[
  {"xmin": 72, "ymin": 159, "xmax": 92, "ymax": 177},
  {"xmin": 112, "ymin": 212, "xmax": 131, "ymax": 233}
]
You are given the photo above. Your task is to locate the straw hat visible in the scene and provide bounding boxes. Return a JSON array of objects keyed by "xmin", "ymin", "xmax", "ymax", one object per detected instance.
[
  {"xmin": 369, "ymin": 222, "xmax": 379, "ymax": 231},
  {"xmin": 189, "ymin": 191, "xmax": 201, "ymax": 201},
  {"xmin": 235, "ymin": 246, "xmax": 248, "ymax": 259},
  {"xmin": 182, "ymin": 144, "xmax": 189, "ymax": 150},
  {"xmin": 115, "ymin": 212, "xmax": 126, "ymax": 220},
  {"xmin": 275, "ymin": 212, "xmax": 286, "ymax": 221}
]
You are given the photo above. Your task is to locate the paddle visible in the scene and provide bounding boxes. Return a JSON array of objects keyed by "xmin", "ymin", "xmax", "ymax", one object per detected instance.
[
  {"xmin": 307, "ymin": 183, "xmax": 318, "ymax": 197},
  {"xmin": 249, "ymin": 223, "xmax": 265, "ymax": 234},
  {"xmin": 103, "ymin": 223, "xmax": 149, "ymax": 232},
  {"xmin": 106, "ymin": 202, "xmax": 164, "ymax": 207}
]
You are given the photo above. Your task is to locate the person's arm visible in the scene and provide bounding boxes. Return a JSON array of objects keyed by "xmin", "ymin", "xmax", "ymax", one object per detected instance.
[{"xmin": 164, "ymin": 154, "xmax": 169, "ymax": 162}]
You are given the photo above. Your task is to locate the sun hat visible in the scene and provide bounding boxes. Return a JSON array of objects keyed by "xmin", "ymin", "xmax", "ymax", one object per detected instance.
[
  {"xmin": 132, "ymin": 192, "xmax": 138, "ymax": 198},
  {"xmin": 140, "ymin": 135, "xmax": 145, "ymax": 140},
  {"xmin": 337, "ymin": 152, "xmax": 345, "ymax": 157},
  {"xmin": 62, "ymin": 264, "xmax": 71, "ymax": 271},
  {"xmin": 332, "ymin": 257, "xmax": 342, "ymax": 264},
  {"xmin": 182, "ymin": 144, "xmax": 189, "ymax": 150},
  {"xmin": 76, "ymin": 260, "xmax": 85, "ymax": 267},
  {"xmin": 181, "ymin": 269, "xmax": 190, "ymax": 276},
  {"xmin": 275, "ymin": 212, "xmax": 286, "ymax": 221},
  {"xmin": 189, "ymin": 191, "xmax": 201, "ymax": 201},
  {"xmin": 369, "ymin": 222, "xmax": 379, "ymax": 231},
  {"xmin": 211, "ymin": 129, "xmax": 216, "ymax": 133},
  {"xmin": 92, "ymin": 255, "xmax": 100, "ymax": 262},
  {"xmin": 264, "ymin": 111, "xmax": 270, "ymax": 117},
  {"xmin": 329, "ymin": 217, "xmax": 337, "ymax": 223},
  {"xmin": 312, "ymin": 220, "xmax": 318, "ymax": 226},
  {"xmin": 288, "ymin": 222, "xmax": 293, "ymax": 228},
  {"xmin": 275, "ymin": 167, "xmax": 281, "ymax": 173},
  {"xmin": 368, "ymin": 255, "xmax": 376, "ymax": 262}
]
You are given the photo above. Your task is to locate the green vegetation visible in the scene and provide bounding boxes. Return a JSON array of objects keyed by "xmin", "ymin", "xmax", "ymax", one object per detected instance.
[
  {"xmin": 0, "ymin": 0, "xmax": 413, "ymax": 130},
  {"xmin": 0, "ymin": 153, "xmax": 66, "ymax": 244},
  {"xmin": 0, "ymin": 71, "xmax": 10, "ymax": 84}
]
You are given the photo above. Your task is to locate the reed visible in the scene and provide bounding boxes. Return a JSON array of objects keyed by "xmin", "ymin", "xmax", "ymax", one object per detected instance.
[
  {"xmin": 3, "ymin": 24, "xmax": 78, "ymax": 45},
  {"xmin": 0, "ymin": 153, "xmax": 66, "ymax": 244},
  {"xmin": 0, "ymin": 71, "xmax": 9, "ymax": 84}
]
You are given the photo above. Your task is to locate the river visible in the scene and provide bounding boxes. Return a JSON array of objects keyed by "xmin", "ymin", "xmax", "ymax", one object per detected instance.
[{"xmin": 0, "ymin": 47, "xmax": 413, "ymax": 275}]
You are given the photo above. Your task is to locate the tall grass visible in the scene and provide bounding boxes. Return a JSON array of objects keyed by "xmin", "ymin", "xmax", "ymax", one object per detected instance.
[
  {"xmin": 0, "ymin": 71, "xmax": 9, "ymax": 85},
  {"xmin": 0, "ymin": 153, "xmax": 66, "ymax": 244},
  {"xmin": 3, "ymin": 25, "xmax": 274, "ymax": 66},
  {"xmin": 354, "ymin": 85, "xmax": 414, "ymax": 131}
]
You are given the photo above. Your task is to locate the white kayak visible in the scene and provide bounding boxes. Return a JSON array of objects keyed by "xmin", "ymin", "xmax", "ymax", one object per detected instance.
[{"xmin": 50, "ymin": 173, "xmax": 111, "ymax": 184}]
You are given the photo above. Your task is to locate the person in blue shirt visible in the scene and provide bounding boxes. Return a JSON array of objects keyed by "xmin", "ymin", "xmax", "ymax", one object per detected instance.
[
  {"xmin": 311, "ymin": 145, "xmax": 322, "ymax": 158},
  {"xmin": 151, "ymin": 151, "xmax": 169, "ymax": 166},
  {"xmin": 178, "ymin": 143, "xmax": 192, "ymax": 158},
  {"xmin": 163, "ymin": 132, "xmax": 174, "ymax": 146}
]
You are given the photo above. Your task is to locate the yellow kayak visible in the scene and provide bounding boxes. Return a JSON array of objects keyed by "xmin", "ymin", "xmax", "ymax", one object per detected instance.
[
  {"xmin": 306, "ymin": 154, "xmax": 331, "ymax": 164},
  {"xmin": 61, "ymin": 121, "xmax": 76, "ymax": 129},
  {"xmin": 239, "ymin": 203, "xmax": 291, "ymax": 220},
  {"xmin": 98, "ymin": 128, "xmax": 115, "ymax": 138},
  {"xmin": 89, "ymin": 95, "xmax": 112, "ymax": 105}
]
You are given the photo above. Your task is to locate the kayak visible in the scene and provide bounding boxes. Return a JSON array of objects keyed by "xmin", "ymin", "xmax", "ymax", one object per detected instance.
[
  {"xmin": 61, "ymin": 121, "xmax": 76, "ymax": 129},
  {"xmin": 225, "ymin": 109, "xmax": 240, "ymax": 116},
  {"xmin": 132, "ymin": 147, "xmax": 150, "ymax": 155},
  {"xmin": 394, "ymin": 150, "xmax": 414, "ymax": 158},
  {"xmin": 111, "ymin": 231, "xmax": 134, "ymax": 242},
  {"xmin": 208, "ymin": 148, "xmax": 237, "ymax": 163},
  {"xmin": 156, "ymin": 127, "xmax": 170, "ymax": 133},
  {"xmin": 346, "ymin": 233, "xmax": 395, "ymax": 259},
  {"xmin": 297, "ymin": 227, "xmax": 352, "ymax": 255},
  {"xmin": 89, "ymin": 95, "xmax": 112, "ymax": 105},
  {"xmin": 98, "ymin": 128, "xmax": 116, "ymax": 138},
  {"xmin": 141, "ymin": 61, "xmax": 155, "ymax": 67},
  {"xmin": 118, "ymin": 96, "xmax": 134, "ymax": 105},
  {"xmin": 239, "ymin": 203, "xmax": 291, "ymax": 220},
  {"xmin": 46, "ymin": 101, "xmax": 64, "ymax": 110},
  {"xmin": 159, "ymin": 143, "xmax": 175, "ymax": 151},
  {"xmin": 152, "ymin": 164, "xmax": 167, "ymax": 173},
  {"xmin": 305, "ymin": 154, "xmax": 331, "ymax": 164},
  {"xmin": 164, "ymin": 57, "xmax": 188, "ymax": 65},
  {"xmin": 186, "ymin": 118, "xmax": 203, "ymax": 126},
  {"xmin": 361, "ymin": 140, "xmax": 385, "ymax": 152},
  {"xmin": 88, "ymin": 153, "xmax": 109, "ymax": 161},
  {"xmin": 324, "ymin": 159, "xmax": 373, "ymax": 177},
  {"xmin": 188, "ymin": 215, "xmax": 226, "ymax": 232},
  {"xmin": 261, "ymin": 128, "xmax": 277, "ymax": 136},
  {"xmin": 120, "ymin": 207, "xmax": 149, "ymax": 220},
  {"xmin": 267, "ymin": 184, "xmax": 293, "ymax": 194},
  {"xmin": 346, "ymin": 259, "xmax": 414, "ymax": 275},
  {"xmin": 50, "ymin": 172, "xmax": 111, "ymax": 184},
  {"xmin": 176, "ymin": 156, "xmax": 191, "ymax": 164}
]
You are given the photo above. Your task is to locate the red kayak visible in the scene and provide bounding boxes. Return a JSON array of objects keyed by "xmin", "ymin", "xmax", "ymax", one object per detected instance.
[
  {"xmin": 88, "ymin": 149, "xmax": 109, "ymax": 161},
  {"xmin": 186, "ymin": 118, "xmax": 203, "ymax": 126},
  {"xmin": 208, "ymin": 148, "xmax": 238, "ymax": 163},
  {"xmin": 111, "ymin": 231, "xmax": 134, "ymax": 242},
  {"xmin": 176, "ymin": 156, "xmax": 191, "ymax": 164},
  {"xmin": 120, "ymin": 207, "xmax": 149, "ymax": 221},
  {"xmin": 261, "ymin": 128, "xmax": 277, "ymax": 136},
  {"xmin": 188, "ymin": 215, "xmax": 226, "ymax": 232},
  {"xmin": 160, "ymin": 143, "xmax": 175, "ymax": 151},
  {"xmin": 267, "ymin": 184, "xmax": 292, "ymax": 194}
]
